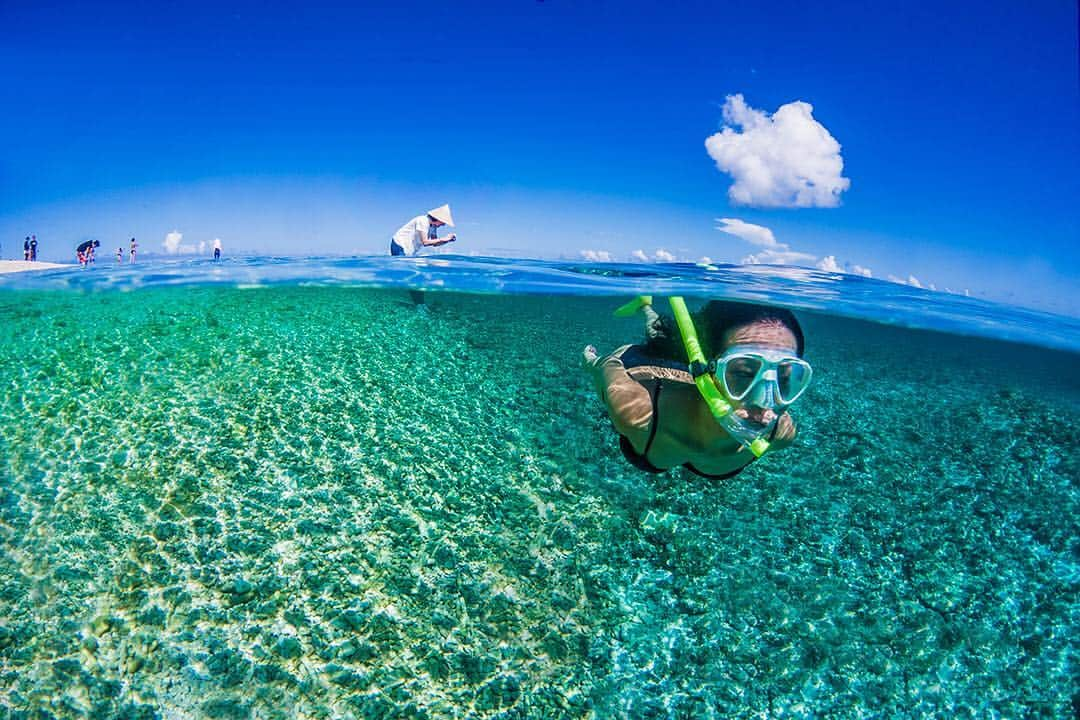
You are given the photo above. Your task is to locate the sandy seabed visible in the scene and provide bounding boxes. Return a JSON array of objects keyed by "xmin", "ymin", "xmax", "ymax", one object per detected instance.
[{"xmin": 0, "ymin": 287, "xmax": 1077, "ymax": 719}]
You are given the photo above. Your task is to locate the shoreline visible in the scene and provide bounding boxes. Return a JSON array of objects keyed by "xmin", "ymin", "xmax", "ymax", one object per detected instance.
[{"xmin": 0, "ymin": 260, "xmax": 72, "ymax": 275}]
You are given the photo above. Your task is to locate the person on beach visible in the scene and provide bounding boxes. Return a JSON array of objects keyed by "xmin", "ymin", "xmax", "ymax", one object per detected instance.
[
  {"xmin": 213, "ymin": 238, "xmax": 222, "ymax": 260},
  {"xmin": 29, "ymin": 235, "xmax": 37, "ymax": 261},
  {"xmin": 129, "ymin": 237, "xmax": 137, "ymax": 263},
  {"xmin": 116, "ymin": 247, "xmax": 123, "ymax": 263},
  {"xmin": 24, "ymin": 237, "xmax": 30, "ymax": 261},
  {"xmin": 389, "ymin": 205, "xmax": 457, "ymax": 257},
  {"xmin": 76, "ymin": 239, "xmax": 100, "ymax": 268},
  {"xmin": 583, "ymin": 298, "xmax": 812, "ymax": 479}
]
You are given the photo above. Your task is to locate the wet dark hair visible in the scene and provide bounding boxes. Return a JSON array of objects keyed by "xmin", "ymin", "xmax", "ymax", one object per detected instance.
[
  {"xmin": 643, "ymin": 300, "xmax": 805, "ymax": 361},
  {"xmin": 697, "ymin": 300, "xmax": 804, "ymax": 357}
]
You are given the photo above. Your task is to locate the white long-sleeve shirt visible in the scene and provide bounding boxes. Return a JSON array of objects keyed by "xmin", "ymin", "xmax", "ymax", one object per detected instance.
[{"xmin": 391, "ymin": 215, "xmax": 435, "ymax": 256}]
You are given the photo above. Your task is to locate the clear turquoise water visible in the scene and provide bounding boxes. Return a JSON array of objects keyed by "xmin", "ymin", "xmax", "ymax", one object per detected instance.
[{"xmin": 0, "ymin": 258, "xmax": 1077, "ymax": 718}]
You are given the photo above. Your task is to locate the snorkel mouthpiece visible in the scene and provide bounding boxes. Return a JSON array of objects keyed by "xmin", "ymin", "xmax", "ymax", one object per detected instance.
[
  {"xmin": 691, "ymin": 372, "xmax": 771, "ymax": 457},
  {"xmin": 668, "ymin": 297, "xmax": 770, "ymax": 458}
]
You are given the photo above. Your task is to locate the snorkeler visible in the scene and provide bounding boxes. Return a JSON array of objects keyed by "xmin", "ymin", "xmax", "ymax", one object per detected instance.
[{"xmin": 584, "ymin": 298, "xmax": 811, "ymax": 478}]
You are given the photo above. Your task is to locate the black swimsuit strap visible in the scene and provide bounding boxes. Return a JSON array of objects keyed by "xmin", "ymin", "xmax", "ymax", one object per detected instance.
[
  {"xmin": 642, "ymin": 379, "xmax": 662, "ymax": 457},
  {"xmin": 616, "ymin": 379, "xmax": 666, "ymax": 474},
  {"xmin": 621, "ymin": 376, "xmax": 785, "ymax": 480}
]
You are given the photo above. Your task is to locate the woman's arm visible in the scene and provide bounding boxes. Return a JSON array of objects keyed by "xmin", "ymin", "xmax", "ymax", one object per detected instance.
[
  {"xmin": 426, "ymin": 234, "xmax": 456, "ymax": 247},
  {"xmin": 583, "ymin": 346, "xmax": 654, "ymax": 449}
]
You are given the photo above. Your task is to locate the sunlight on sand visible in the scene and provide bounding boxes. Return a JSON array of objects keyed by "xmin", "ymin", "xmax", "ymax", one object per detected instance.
[{"xmin": 0, "ymin": 260, "xmax": 71, "ymax": 274}]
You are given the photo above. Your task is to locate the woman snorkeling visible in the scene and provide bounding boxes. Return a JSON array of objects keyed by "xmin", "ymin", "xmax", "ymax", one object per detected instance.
[{"xmin": 584, "ymin": 297, "xmax": 811, "ymax": 479}]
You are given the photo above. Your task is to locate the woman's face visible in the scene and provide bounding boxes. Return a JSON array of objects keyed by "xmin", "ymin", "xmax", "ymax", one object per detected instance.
[{"xmin": 720, "ymin": 320, "xmax": 798, "ymax": 427}]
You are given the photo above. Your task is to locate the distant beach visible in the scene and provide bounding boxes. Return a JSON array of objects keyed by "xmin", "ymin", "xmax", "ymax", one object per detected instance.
[{"xmin": 0, "ymin": 260, "xmax": 70, "ymax": 274}]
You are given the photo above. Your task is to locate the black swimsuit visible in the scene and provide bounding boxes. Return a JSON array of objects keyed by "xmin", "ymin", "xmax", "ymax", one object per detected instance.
[{"xmin": 618, "ymin": 376, "xmax": 778, "ymax": 480}]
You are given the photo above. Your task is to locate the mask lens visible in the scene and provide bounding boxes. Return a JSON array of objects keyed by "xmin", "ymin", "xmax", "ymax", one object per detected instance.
[
  {"xmin": 777, "ymin": 360, "xmax": 810, "ymax": 403},
  {"xmin": 723, "ymin": 356, "xmax": 763, "ymax": 399}
]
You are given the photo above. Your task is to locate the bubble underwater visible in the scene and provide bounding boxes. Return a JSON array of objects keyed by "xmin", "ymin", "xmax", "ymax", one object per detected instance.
[{"xmin": 0, "ymin": 257, "xmax": 1077, "ymax": 718}]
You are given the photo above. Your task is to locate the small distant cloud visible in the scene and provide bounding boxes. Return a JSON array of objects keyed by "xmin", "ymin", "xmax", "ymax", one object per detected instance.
[
  {"xmin": 162, "ymin": 229, "xmax": 201, "ymax": 255},
  {"xmin": 715, "ymin": 218, "xmax": 778, "ymax": 247},
  {"xmin": 705, "ymin": 94, "xmax": 851, "ymax": 208},
  {"xmin": 163, "ymin": 230, "xmax": 184, "ymax": 254},
  {"xmin": 742, "ymin": 248, "xmax": 817, "ymax": 265},
  {"xmin": 698, "ymin": 256, "xmax": 713, "ymax": 265},
  {"xmin": 198, "ymin": 240, "xmax": 207, "ymax": 254},
  {"xmin": 716, "ymin": 220, "xmax": 849, "ymax": 269},
  {"xmin": 580, "ymin": 249, "xmax": 613, "ymax": 262},
  {"xmin": 629, "ymin": 248, "xmax": 678, "ymax": 262},
  {"xmin": 851, "ymin": 264, "xmax": 872, "ymax": 278},
  {"xmin": 887, "ymin": 273, "xmax": 928, "ymax": 289},
  {"xmin": 816, "ymin": 255, "xmax": 842, "ymax": 272}
]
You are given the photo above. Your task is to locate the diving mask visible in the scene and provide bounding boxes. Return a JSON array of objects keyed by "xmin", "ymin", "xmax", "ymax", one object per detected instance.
[{"xmin": 712, "ymin": 345, "xmax": 812, "ymax": 410}]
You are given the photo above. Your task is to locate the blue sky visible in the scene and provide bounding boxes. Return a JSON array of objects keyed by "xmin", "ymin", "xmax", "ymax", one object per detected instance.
[{"xmin": 1, "ymin": 0, "xmax": 1077, "ymax": 313}]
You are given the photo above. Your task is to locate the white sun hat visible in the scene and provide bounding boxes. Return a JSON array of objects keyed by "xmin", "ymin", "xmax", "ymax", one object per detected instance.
[{"xmin": 427, "ymin": 204, "xmax": 455, "ymax": 227}]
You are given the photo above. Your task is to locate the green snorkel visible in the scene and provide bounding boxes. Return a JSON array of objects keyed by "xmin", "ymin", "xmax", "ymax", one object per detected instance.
[{"xmin": 615, "ymin": 295, "xmax": 771, "ymax": 457}]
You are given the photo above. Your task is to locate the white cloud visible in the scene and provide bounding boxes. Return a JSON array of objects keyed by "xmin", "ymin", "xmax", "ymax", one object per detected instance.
[
  {"xmin": 887, "ymin": 273, "xmax": 929, "ymax": 289},
  {"xmin": 162, "ymin": 229, "xmax": 201, "ymax": 255},
  {"xmin": 742, "ymin": 248, "xmax": 817, "ymax": 265},
  {"xmin": 198, "ymin": 240, "xmax": 207, "ymax": 254},
  {"xmin": 580, "ymin": 249, "xmax": 613, "ymax": 262},
  {"xmin": 629, "ymin": 248, "xmax": 678, "ymax": 262},
  {"xmin": 816, "ymin": 255, "xmax": 842, "ymax": 272},
  {"xmin": 163, "ymin": 230, "xmax": 184, "ymax": 254},
  {"xmin": 717, "ymin": 219, "xmax": 873, "ymax": 277},
  {"xmin": 705, "ymin": 94, "xmax": 851, "ymax": 208},
  {"xmin": 715, "ymin": 217, "xmax": 778, "ymax": 247}
]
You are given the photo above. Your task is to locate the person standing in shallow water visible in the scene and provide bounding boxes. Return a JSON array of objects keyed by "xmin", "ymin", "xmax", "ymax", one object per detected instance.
[
  {"xmin": 29, "ymin": 235, "xmax": 37, "ymax": 261},
  {"xmin": 390, "ymin": 204, "xmax": 457, "ymax": 305},
  {"xmin": 213, "ymin": 238, "xmax": 222, "ymax": 260},
  {"xmin": 76, "ymin": 239, "xmax": 100, "ymax": 268},
  {"xmin": 390, "ymin": 204, "xmax": 457, "ymax": 257},
  {"xmin": 129, "ymin": 237, "xmax": 137, "ymax": 263},
  {"xmin": 584, "ymin": 299, "xmax": 811, "ymax": 479},
  {"xmin": 23, "ymin": 237, "xmax": 30, "ymax": 261},
  {"xmin": 116, "ymin": 247, "xmax": 123, "ymax": 263}
]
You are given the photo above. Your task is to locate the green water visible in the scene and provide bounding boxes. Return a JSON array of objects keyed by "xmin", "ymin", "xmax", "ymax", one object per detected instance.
[{"xmin": 1, "ymin": 286, "xmax": 1077, "ymax": 719}]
